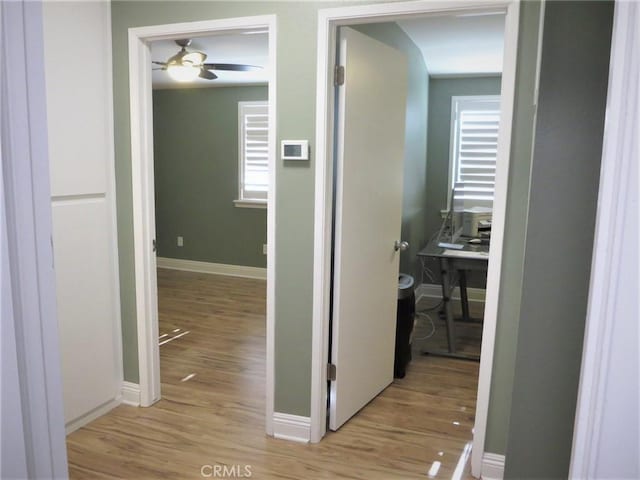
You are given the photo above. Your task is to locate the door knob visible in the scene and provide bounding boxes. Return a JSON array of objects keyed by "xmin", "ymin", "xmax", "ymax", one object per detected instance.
[{"xmin": 394, "ymin": 240, "xmax": 409, "ymax": 251}]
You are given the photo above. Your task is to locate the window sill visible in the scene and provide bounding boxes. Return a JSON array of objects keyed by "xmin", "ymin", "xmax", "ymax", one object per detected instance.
[
  {"xmin": 233, "ymin": 199, "xmax": 267, "ymax": 209},
  {"xmin": 440, "ymin": 201, "xmax": 493, "ymax": 218}
]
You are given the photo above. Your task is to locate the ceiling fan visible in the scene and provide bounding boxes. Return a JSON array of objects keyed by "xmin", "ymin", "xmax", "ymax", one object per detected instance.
[{"xmin": 152, "ymin": 39, "xmax": 262, "ymax": 82}]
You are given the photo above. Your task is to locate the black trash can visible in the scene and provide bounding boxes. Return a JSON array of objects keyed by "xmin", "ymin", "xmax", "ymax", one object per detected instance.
[{"xmin": 394, "ymin": 273, "xmax": 415, "ymax": 378}]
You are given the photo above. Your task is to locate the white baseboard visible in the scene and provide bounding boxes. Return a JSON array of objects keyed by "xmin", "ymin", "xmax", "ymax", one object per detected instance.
[
  {"xmin": 121, "ymin": 381, "xmax": 141, "ymax": 406},
  {"xmin": 157, "ymin": 257, "xmax": 267, "ymax": 280},
  {"xmin": 272, "ymin": 413, "xmax": 311, "ymax": 443},
  {"xmin": 65, "ymin": 397, "xmax": 120, "ymax": 435},
  {"xmin": 415, "ymin": 283, "xmax": 486, "ymax": 303},
  {"xmin": 481, "ymin": 453, "xmax": 505, "ymax": 480}
]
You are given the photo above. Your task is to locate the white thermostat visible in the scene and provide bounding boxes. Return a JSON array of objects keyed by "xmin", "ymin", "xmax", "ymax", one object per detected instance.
[{"xmin": 281, "ymin": 140, "xmax": 309, "ymax": 160}]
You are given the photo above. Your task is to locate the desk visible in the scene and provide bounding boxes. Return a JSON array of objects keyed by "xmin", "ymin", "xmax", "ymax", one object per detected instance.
[{"xmin": 417, "ymin": 238, "xmax": 489, "ymax": 361}]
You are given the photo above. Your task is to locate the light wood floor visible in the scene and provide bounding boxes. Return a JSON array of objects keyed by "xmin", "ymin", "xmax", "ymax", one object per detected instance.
[
  {"xmin": 67, "ymin": 269, "xmax": 479, "ymax": 479},
  {"xmin": 415, "ymin": 295, "xmax": 485, "ymax": 358}
]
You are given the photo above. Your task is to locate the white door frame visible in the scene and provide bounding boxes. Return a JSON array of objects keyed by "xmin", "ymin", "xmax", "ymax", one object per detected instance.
[
  {"xmin": 310, "ymin": 1, "xmax": 520, "ymax": 477},
  {"xmin": 570, "ymin": 1, "xmax": 639, "ymax": 476},
  {"xmin": 1, "ymin": 0, "xmax": 68, "ymax": 476},
  {"xmin": 128, "ymin": 15, "xmax": 277, "ymax": 435}
]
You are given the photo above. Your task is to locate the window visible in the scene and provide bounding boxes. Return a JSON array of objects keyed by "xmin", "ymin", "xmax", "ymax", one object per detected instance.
[
  {"xmin": 449, "ymin": 95, "xmax": 501, "ymax": 208},
  {"xmin": 237, "ymin": 101, "xmax": 269, "ymax": 207}
]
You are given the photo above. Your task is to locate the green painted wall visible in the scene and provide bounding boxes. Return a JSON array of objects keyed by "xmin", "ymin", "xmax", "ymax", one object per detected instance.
[
  {"xmin": 484, "ymin": 0, "xmax": 542, "ymax": 454},
  {"xmin": 504, "ymin": 2, "xmax": 613, "ymax": 477},
  {"xmin": 152, "ymin": 86, "xmax": 267, "ymax": 267},
  {"xmin": 351, "ymin": 22, "xmax": 429, "ymax": 281},
  {"xmin": 110, "ymin": 0, "xmax": 543, "ymax": 439}
]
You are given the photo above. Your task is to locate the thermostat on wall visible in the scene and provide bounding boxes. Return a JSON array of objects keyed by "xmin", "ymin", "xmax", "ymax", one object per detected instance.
[{"xmin": 281, "ymin": 140, "xmax": 309, "ymax": 160}]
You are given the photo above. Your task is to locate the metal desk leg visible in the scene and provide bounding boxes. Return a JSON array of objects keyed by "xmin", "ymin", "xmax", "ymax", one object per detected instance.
[
  {"xmin": 458, "ymin": 269, "xmax": 470, "ymax": 323},
  {"xmin": 440, "ymin": 257, "xmax": 456, "ymax": 353}
]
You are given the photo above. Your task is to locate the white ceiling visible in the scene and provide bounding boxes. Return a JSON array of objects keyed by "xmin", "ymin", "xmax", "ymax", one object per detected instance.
[
  {"xmin": 150, "ymin": 32, "xmax": 269, "ymax": 89},
  {"xmin": 398, "ymin": 12, "xmax": 505, "ymax": 76},
  {"xmin": 150, "ymin": 14, "xmax": 504, "ymax": 89}
]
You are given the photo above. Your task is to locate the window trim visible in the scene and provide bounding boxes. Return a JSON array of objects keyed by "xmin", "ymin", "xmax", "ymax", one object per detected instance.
[
  {"xmin": 447, "ymin": 94, "xmax": 501, "ymax": 210},
  {"xmin": 233, "ymin": 198, "xmax": 267, "ymax": 209},
  {"xmin": 237, "ymin": 100, "xmax": 269, "ymax": 208}
]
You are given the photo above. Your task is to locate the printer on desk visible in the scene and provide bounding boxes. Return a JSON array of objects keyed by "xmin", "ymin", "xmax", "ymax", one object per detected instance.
[{"xmin": 462, "ymin": 206, "xmax": 492, "ymax": 238}]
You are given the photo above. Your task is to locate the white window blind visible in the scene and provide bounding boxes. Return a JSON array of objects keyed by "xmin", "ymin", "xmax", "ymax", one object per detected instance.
[
  {"xmin": 238, "ymin": 101, "xmax": 269, "ymax": 202},
  {"xmin": 450, "ymin": 96, "xmax": 501, "ymax": 206}
]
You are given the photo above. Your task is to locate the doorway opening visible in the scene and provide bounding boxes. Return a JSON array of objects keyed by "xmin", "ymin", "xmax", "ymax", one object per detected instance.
[
  {"xmin": 147, "ymin": 29, "xmax": 270, "ymax": 426},
  {"xmin": 128, "ymin": 15, "xmax": 277, "ymax": 435},
  {"xmin": 311, "ymin": 2, "xmax": 519, "ymax": 477}
]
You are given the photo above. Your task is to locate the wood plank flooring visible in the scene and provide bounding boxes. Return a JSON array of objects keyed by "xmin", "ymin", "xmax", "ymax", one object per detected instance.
[
  {"xmin": 414, "ymin": 295, "xmax": 485, "ymax": 358},
  {"xmin": 66, "ymin": 269, "xmax": 479, "ymax": 479}
]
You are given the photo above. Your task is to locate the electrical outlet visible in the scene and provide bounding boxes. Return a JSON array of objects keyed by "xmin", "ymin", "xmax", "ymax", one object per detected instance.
[
  {"xmin": 263, "ymin": 244, "xmax": 267, "ymax": 255},
  {"xmin": 177, "ymin": 236, "xmax": 184, "ymax": 247}
]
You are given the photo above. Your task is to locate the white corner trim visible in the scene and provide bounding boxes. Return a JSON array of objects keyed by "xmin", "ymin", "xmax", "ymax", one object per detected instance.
[
  {"xmin": 65, "ymin": 398, "xmax": 121, "ymax": 435},
  {"xmin": 156, "ymin": 257, "xmax": 267, "ymax": 280},
  {"xmin": 272, "ymin": 413, "xmax": 311, "ymax": 443},
  {"xmin": 3, "ymin": 2, "xmax": 68, "ymax": 475},
  {"xmin": 415, "ymin": 283, "xmax": 486, "ymax": 304},
  {"xmin": 481, "ymin": 453, "xmax": 505, "ymax": 480},
  {"xmin": 121, "ymin": 381, "xmax": 141, "ymax": 406},
  {"xmin": 104, "ymin": 0, "xmax": 126, "ymax": 425},
  {"xmin": 570, "ymin": 3, "xmax": 639, "ymax": 477},
  {"xmin": 471, "ymin": 1, "xmax": 521, "ymax": 476}
]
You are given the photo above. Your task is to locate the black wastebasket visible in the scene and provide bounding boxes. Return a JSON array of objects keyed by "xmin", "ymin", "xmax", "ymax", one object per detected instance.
[{"xmin": 394, "ymin": 273, "xmax": 415, "ymax": 378}]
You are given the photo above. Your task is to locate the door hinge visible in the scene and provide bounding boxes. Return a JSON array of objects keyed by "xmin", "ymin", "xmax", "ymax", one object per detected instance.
[
  {"xmin": 334, "ymin": 65, "xmax": 345, "ymax": 86},
  {"xmin": 152, "ymin": 239, "xmax": 157, "ymax": 253},
  {"xmin": 327, "ymin": 363, "xmax": 337, "ymax": 381}
]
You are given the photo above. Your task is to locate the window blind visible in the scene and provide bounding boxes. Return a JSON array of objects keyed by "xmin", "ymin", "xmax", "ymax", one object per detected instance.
[
  {"xmin": 451, "ymin": 97, "xmax": 501, "ymax": 204},
  {"xmin": 239, "ymin": 102, "xmax": 269, "ymax": 201}
]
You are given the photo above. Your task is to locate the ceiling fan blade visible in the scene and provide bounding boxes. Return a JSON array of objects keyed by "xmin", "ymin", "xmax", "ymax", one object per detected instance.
[
  {"xmin": 167, "ymin": 49, "xmax": 188, "ymax": 65},
  {"xmin": 199, "ymin": 68, "xmax": 217, "ymax": 80},
  {"xmin": 202, "ymin": 63, "xmax": 262, "ymax": 72},
  {"xmin": 152, "ymin": 61, "xmax": 168, "ymax": 67}
]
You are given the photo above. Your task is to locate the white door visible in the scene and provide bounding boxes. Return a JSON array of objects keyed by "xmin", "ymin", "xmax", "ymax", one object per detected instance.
[
  {"xmin": 330, "ymin": 27, "xmax": 408, "ymax": 431},
  {"xmin": 43, "ymin": 1, "xmax": 122, "ymax": 427}
]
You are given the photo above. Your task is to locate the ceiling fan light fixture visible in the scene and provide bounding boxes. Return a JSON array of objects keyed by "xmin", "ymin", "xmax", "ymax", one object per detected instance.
[
  {"xmin": 167, "ymin": 64, "xmax": 200, "ymax": 82},
  {"xmin": 182, "ymin": 51, "xmax": 206, "ymax": 66},
  {"xmin": 153, "ymin": 38, "xmax": 260, "ymax": 83}
]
